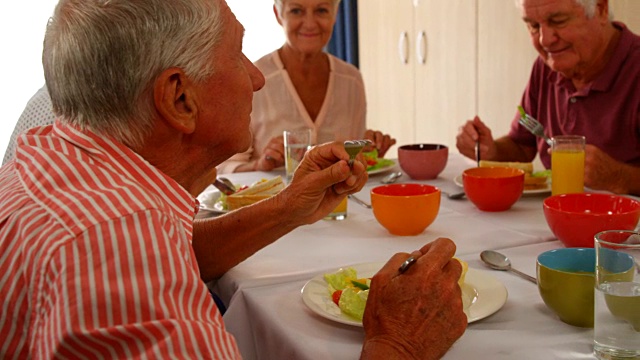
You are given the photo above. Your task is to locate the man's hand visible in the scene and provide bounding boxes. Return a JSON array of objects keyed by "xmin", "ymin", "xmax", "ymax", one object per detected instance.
[
  {"xmin": 584, "ymin": 144, "xmax": 637, "ymax": 194},
  {"xmin": 275, "ymin": 141, "xmax": 368, "ymax": 224},
  {"xmin": 361, "ymin": 238, "xmax": 467, "ymax": 360},
  {"xmin": 456, "ymin": 116, "xmax": 497, "ymax": 161}
]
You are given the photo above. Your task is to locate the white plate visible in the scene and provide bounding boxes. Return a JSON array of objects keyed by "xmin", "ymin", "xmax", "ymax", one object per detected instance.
[
  {"xmin": 453, "ymin": 174, "xmax": 551, "ymax": 195},
  {"xmin": 197, "ymin": 189, "xmax": 227, "ymax": 214},
  {"xmin": 301, "ymin": 262, "xmax": 507, "ymax": 327},
  {"xmin": 367, "ymin": 160, "xmax": 396, "ymax": 175}
]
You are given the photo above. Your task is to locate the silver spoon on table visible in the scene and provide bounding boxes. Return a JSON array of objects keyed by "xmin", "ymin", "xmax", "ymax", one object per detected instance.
[
  {"xmin": 380, "ymin": 171, "xmax": 402, "ymax": 184},
  {"xmin": 480, "ymin": 250, "xmax": 537, "ymax": 284}
]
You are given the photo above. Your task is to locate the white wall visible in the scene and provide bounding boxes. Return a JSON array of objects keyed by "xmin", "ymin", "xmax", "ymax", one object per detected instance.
[
  {"xmin": 0, "ymin": 0, "xmax": 283, "ymax": 161},
  {"xmin": 0, "ymin": 1, "xmax": 58, "ymax": 160}
]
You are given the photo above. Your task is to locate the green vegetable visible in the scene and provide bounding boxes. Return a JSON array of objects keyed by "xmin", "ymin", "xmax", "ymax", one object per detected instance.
[
  {"xmin": 351, "ymin": 280, "xmax": 370, "ymax": 291},
  {"xmin": 532, "ymin": 169, "xmax": 552, "ymax": 178},
  {"xmin": 363, "ymin": 149, "xmax": 395, "ymax": 171},
  {"xmin": 518, "ymin": 105, "xmax": 526, "ymax": 118},
  {"xmin": 324, "ymin": 268, "xmax": 358, "ymax": 291},
  {"xmin": 338, "ymin": 287, "xmax": 368, "ymax": 320}
]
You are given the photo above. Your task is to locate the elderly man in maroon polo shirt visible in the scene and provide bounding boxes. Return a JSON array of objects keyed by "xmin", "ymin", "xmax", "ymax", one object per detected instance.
[{"xmin": 456, "ymin": 0, "xmax": 640, "ymax": 196}]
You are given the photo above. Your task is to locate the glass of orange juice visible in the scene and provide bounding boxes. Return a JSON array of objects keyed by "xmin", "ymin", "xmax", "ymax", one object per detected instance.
[
  {"xmin": 551, "ymin": 135, "xmax": 585, "ymax": 196},
  {"xmin": 324, "ymin": 197, "xmax": 348, "ymax": 220}
]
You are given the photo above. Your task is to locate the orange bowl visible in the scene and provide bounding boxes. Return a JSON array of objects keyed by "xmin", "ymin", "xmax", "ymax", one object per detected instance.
[
  {"xmin": 397, "ymin": 144, "xmax": 448, "ymax": 180},
  {"xmin": 370, "ymin": 184, "xmax": 441, "ymax": 236},
  {"xmin": 462, "ymin": 167, "xmax": 525, "ymax": 212},
  {"xmin": 543, "ymin": 193, "xmax": 640, "ymax": 248}
]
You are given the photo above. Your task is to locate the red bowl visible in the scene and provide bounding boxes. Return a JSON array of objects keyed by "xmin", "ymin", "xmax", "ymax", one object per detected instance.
[
  {"xmin": 543, "ymin": 193, "xmax": 640, "ymax": 248},
  {"xmin": 462, "ymin": 167, "xmax": 525, "ymax": 211}
]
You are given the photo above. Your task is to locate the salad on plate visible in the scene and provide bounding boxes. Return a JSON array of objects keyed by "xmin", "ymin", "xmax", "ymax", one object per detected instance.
[
  {"xmin": 363, "ymin": 149, "xmax": 395, "ymax": 173},
  {"xmin": 324, "ymin": 259, "xmax": 468, "ymax": 321}
]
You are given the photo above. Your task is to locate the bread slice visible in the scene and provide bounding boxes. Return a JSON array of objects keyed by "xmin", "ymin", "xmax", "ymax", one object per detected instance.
[
  {"xmin": 524, "ymin": 174, "xmax": 548, "ymax": 190},
  {"xmin": 226, "ymin": 176, "xmax": 285, "ymax": 210},
  {"xmin": 478, "ymin": 160, "xmax": 533, "ymax": 174}
]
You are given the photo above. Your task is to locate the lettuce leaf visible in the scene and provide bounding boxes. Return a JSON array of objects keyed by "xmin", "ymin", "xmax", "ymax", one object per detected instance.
[
  {"xmin": 363, "ymin": 150, "xmax": 395, "ymax": 172},
  {"xmin": 338, "ymin": 287, "xmax": 368, "ymax": 320},
  {"xmin": 324, "ymin": 267, "xmax": 358, "ymax": 293}
]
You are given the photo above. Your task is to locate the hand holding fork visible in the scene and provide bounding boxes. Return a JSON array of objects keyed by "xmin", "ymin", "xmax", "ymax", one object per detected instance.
[{"xmin": 518, "ymin": 106, "xmax": 552, "ymax": 146}]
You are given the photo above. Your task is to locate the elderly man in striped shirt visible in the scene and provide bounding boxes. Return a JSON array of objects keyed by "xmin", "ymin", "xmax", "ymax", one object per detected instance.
[{"xmin": 0, "ymin": 0, "xmax": 467, "ymax": 358}]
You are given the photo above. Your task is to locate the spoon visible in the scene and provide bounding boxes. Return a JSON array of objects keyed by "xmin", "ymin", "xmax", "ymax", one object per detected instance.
[
  {"xmin": 348, "ymin": 194, "xmax": 372, "ymax": 209},
  {"xmin": 480, "ymin": 250, "xmax": 537, "ymax": 284},
  {"xmin": 441, "ymin": 190, "xmax": 466, "ymax": 200},
  {"xmin": 213, "ymin": 177, "xmax": 237, "ymax": 195},
  {"xmin": 381, "ymin": 171, "xmax": 402, "ymax": 184}
]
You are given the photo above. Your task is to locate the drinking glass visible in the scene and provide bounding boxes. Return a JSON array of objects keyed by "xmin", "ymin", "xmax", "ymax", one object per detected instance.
[
  {"xmin": 324, "ymin": 197, "xmax": 348, "ymax": 221},
  {"xmin": 283, "ymin": 129, "xmax": 311, "ymax": 184},
  {"xmin": 551, "ymin": 135, "xmax": 585, "ymax": 196},
  {"xmin": 594, "ymin": 230, "xmax": 640, "ymax": 359}
]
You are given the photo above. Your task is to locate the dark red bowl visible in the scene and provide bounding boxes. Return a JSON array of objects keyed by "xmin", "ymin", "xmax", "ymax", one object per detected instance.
[
  {"xmin": 543, "ymin": 193, "xmax": 640, "ymax": 248},
  {"xmin": 397, "ymin": 144, "xmax": 448, "ymax": 180}
]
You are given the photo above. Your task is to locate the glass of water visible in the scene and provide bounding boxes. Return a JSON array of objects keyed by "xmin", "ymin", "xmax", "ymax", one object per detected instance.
[
  {"xmin": 283, "ymin": 129, "xmax": 312, "ymax": 184},
  {"xmin": 594, "ymin": 230, "xmax": 640, "ymax": 359}
]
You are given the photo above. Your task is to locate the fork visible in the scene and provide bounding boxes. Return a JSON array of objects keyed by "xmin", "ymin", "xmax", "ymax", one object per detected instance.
[
  {"xmin": 344, "ymin": 140, "xmax": 372, "ymax": 167},
  {"xmin": 212, "ymin": 177, "xmax": 236, "ymax": 195},
  {"xmin": 517, "ymin": 106, "xmax": 553, "ymax": 146}
]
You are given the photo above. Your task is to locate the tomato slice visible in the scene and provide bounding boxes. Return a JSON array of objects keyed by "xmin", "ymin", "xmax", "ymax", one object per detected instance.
[{"xmin": 331, "ymin": 290, "xmax": 343, "ymax": 306}]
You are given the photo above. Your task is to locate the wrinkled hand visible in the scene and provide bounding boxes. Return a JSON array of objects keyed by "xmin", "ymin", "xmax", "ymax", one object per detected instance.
[
  {"xmin": 364, "ymin": 129, "xmax": 396, "ymax": 158},
  {"xmin": 255, "ymin": 136, "xmax": 285, "ymax": 171},
  {"xmin": 584, "ymin": 144, "xmax": 632, "ymax": 194},
  {"xmin": 277, "ymin": 142, "xmax": 368, "ymax": 224},
  {"xmin": 362, "ymin": 238, "xmax": 467, "ymax": 360},
  {"xmin": 456, "ymin": 116, "xmax": 496, "ymax": 161}
]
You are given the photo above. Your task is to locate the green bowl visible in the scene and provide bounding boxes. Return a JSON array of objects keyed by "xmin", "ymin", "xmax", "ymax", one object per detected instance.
[{"xmin": 537, "ymin": 248, "xmax": 595, "ymax": 328}]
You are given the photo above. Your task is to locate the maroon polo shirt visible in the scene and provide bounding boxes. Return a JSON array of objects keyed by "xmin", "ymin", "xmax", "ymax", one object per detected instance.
[{"xmin": 509, "ymin": 22, "xmax": 640, "ymax": 169}]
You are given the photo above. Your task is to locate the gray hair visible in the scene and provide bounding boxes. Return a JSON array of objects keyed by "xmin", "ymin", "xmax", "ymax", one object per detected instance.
[
  {"xmin": 43, "ymin": 0, "xmax": 225, "ymax": 148},
  {"xmin": 514, "ymin": 0, "xmax": 613, "ymax": 20},
  {"xmin": 274, "ymin": 0, "xmax": 341, "ymax": 18}
]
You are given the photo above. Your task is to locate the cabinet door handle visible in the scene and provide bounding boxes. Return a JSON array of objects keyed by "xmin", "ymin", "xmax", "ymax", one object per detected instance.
[
  {"xmin": 416, "ymin": 30, "xmax": 427, "ymax": 64},
  {"xmin": 398, "ymin": 31, "xmax": 409, "ymax": 64}
]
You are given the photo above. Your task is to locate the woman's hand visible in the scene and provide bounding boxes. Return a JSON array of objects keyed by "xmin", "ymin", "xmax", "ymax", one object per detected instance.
[
  {"xmin": 364, "ymin": 129, "xmax": 396, "ymax": 158},
  {"xmin": 255, "ymin": 135, "xmax": 285, "ymax": 171}
]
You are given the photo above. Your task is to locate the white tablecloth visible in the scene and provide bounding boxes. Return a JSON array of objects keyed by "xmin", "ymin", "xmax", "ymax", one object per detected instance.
[{"xmin": 202, "ymin": 153, "xmax": 610, "ymax": 359}]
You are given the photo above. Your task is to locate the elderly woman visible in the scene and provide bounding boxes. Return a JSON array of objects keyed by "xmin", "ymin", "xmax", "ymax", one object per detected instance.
[{"xmin": 218, "ymin": 0, "xmax": 395, "ymax": 173}]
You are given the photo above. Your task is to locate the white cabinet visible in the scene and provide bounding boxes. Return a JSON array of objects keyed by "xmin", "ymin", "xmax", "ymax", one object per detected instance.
[
  {"xmin": 612, "ymin": 0, "xmax": 640, "ymax": 34},
  {"xmin": 477, "ymin": 1, "xmax": 538, "ymax": 134},
  {"xmin": 358, "ymin": 0, "xmax": 477, "ymax": 150},
  {"xmin": 357, "ymin": 0, "xmax": 417, "ymax": 148},
  {"xmin": 357, "ymin": 0, "xmax": 543, "ymax": 153}
]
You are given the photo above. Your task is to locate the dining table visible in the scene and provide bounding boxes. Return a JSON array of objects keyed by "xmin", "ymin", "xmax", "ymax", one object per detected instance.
[{"xmin": 197, "ymin": 152, "xmax": 639, "ymax": 359}]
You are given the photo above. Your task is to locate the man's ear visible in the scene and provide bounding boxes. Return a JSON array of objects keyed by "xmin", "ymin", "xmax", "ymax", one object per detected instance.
[
  {"xmin": 154, "ymin": 68, "xmax": 197, "ymax": 134},
  {"xmin": 596, "ymin": 0, "xmax": 609, "ymax": 22}
]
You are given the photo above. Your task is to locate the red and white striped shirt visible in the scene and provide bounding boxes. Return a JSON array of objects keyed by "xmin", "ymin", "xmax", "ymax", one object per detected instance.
[{"xmin": 0, "ymin": 122, "xmax": 240, "ymax": 359}]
